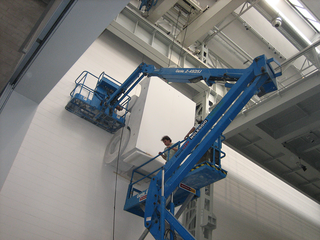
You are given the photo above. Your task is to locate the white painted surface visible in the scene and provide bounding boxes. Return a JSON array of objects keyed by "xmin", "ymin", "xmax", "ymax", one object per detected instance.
[
  {"xmin": 214, "ymin": 144, "xmax": 320, "ymax": 240},
  {"xmin": 135, "ymin": 77, "xmax": 195, "ymax": 156},
  {"xmin": 0, "ymin": 31, "xmax": 154, "ymax": 240},
  {"xmin": 104, "ymin": 76, "xmax": 195, "ymax": 173},
  {"xmin": 0, "ymin": 91, "xmax": 38, "ymax": 189},
  {"xmin": 0, "ymin": 27, "xmax": 319, "ymax": 240},
  {"xmin": 14, "ymin": 0, "xmax": 130, "ymax": 104}
]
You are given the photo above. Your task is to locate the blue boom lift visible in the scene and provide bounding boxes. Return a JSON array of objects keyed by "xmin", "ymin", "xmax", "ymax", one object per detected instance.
[{"xmin": 65, "ymin": 55, "xmax": 281, "ymax": 240}]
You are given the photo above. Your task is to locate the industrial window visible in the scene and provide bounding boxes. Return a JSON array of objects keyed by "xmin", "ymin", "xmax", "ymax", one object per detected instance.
[{"xmin": 287, "ymin": 0, "xmax": 320, "ymax": 33}]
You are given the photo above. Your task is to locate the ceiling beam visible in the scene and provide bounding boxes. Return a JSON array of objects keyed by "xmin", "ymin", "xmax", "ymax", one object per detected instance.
[
  {"xmin": 224, "ymin": 71, "xmax": 320, "ymax": 138},
  {"xmin": 297, "ymin": 138, "xmax": 320, "ymax": 153},
  {"xmin": 177, "ymin": 0, "xmax": 246, "ymax": 47},
  {"xmin": 146, "ymin": 0, "xmax": 179, "ymax": 24},
  {"xmin": 273, "ymin": 110, "xmax": 320, "ymax": 140}
]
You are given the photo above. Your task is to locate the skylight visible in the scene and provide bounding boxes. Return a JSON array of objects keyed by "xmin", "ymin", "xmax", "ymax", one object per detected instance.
[{"xmin": 287, "ymin": 0, "xmax": 320, "ymax": 33}]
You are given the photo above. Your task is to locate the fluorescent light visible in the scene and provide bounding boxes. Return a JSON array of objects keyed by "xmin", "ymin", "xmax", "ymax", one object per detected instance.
[
  {"xmin": 265, "ymin": 0, "xmax": 312, "ymax": 45},
  {"xmin": 265, "ymin": 0, "xmax": 280, "ymax": 5},
  {"xmin": 288, "ymin": 0, "xmax": 303, "ymax": 7}
]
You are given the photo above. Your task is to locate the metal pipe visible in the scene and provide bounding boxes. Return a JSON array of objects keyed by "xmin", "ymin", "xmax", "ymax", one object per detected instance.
[
  {"xmin": 276, "ymin": 39, "xmax": 320, "ymax": 70},
  {"xmin": 160, "ymin": 168, "xmax": 165, "ymax": 240},
  {"xmin": 162, "ymin": 168, "xmax": 165, "ymax": 197},
  {"xmin": 138, "ymin": 190, "xmax": 194, "ymax": 240}
]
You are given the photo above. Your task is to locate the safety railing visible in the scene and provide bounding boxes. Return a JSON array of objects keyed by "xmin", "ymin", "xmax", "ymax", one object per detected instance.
[
  {"xmin": 69, "ymin": 71, "xmax": 131, "ymax": 122},
  {"xmin": 126, "ymin": 134, "xmax": 226, "ymax": 200},
  {"xmin": 126, "ymin": 141, "xmax": 183, "ymax": 200},
  {"xmin": 70, "ymin": 71, "xmax": 97, "ymax": 101},
  {"xmin": 97, "ymin": 71, "xmax": 123, "ymax": 90}
]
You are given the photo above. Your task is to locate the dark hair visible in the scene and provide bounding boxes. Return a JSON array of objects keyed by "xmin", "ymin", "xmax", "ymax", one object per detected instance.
[{"xmin": 161, "ymin": 135, "xmax": 171, "ymax": 142}]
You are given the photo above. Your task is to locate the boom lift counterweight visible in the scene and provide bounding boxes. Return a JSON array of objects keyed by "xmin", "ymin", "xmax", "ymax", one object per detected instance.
[{"xmin": 65, "ymin": 55, "xmax": 281, "ymax": 240}]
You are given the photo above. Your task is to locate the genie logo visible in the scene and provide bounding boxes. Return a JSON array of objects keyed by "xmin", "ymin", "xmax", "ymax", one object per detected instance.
[
  {"xmin": 190, "ymin": 119, "xmax": 208, "ymax": 140},
  {"xmin": 185, "ymin": 69, "xmax": 202, "ymax": 74},
  {"xmin": 175, "ymin": 69, "xmax": 202, "ymax": 74}
]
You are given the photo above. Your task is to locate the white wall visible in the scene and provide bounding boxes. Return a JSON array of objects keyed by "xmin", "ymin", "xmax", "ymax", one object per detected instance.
[
  {"xmin": 0, "ymin": 30, "xmax": 319, "ymax": 240},
  {"xmin": 14, "ymin": 0, "xmax": 130, "ymax": 104},
  {"xmin": 0, "ymin": 31, "xmax": 154, "ymax": 240},
  {"xmin": 214, "ymin": 145, "xmax": 320, "ymax": 240},
  {"xmin": 0, "ymin": 91, "xmax": 38, "ymax": 189}
]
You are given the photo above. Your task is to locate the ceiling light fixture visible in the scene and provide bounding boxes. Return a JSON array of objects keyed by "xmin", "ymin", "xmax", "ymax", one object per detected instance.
[{"xmin": 296, "ymin": 159, "xmax": 307, "ymax": 172}]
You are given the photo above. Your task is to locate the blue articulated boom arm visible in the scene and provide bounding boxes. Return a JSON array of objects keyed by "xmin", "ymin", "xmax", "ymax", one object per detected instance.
[
  {"xmin": 149, "ymin": 67, "xmax": 246, "ymax": 85},
  {"xmin": 106, "ymin": 55, "xmax": 280, "ymax": 118},
  {"xmin": 65, "ymin": 54, "xmax": 279, "ymax": 135},
  {"xmin": 105, "ymin": 63, "xmax": 156, "ymax": 110},
  {"xmin": 113, "ymin": 55, "xmax": 280, "ymax": 239},
  {"xmin": 130, "ymin": 55, "xmax": 281, "ymax": 240}
]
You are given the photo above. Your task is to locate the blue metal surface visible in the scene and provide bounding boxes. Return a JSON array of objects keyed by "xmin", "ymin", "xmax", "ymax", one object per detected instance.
[
  {"xmin": 139, "ymin": 0, "xmax": 158, "ymax": 11},
  {"xmin": 66, "ymin": 56, "xmax": 280, "ymax": 136},
  {"xmin": 66, "ymin": 55, "xmax": 281, "ymax": 240},
  {"xmin": 123, "ymin": 161, "xmax": 226, "ymax": 218},
  {"xmin": 127, "ymin": 55, "xmax": 280, "ymax": 240},
  {"xmin": 65, "ymin": 71, "xmax": 131, "ymax": 133},
  {"xmin": 149, "ymin": 68, "xmax": 247, "ymax": 86}
]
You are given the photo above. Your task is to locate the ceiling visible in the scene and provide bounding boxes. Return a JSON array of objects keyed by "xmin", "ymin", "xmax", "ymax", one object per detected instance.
[{"xmin": 111, "ymin": 0, "xmax": 320, "ymax": 204}]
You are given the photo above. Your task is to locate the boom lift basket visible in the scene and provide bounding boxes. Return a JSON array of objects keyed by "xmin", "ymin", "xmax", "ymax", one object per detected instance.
[
  {"xmin": 124, "ymin": 139, "xmax": 227, "ymax": 218},
  {"xmin": 65, "ymin": 71, "xmax": 131, "ymax": 133}
]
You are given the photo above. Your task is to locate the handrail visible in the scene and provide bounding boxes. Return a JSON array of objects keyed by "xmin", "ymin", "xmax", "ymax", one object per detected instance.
[
  {"xmin": 98, "ymin": 71, "xmax": 123, "ymax": 86},
  {"xmin": 127, "ymin": 141, "xmax": 183, "ymax": 198},
  {"xmin": 125, "ymin": 135, "xmax": 226, "ymax": 200},
  {"xmin": 70, "ymin": 71, "xmax": 132, "ymax": 117},
  {"xmin": 70, "ymin": 83, "xmax": 94, "ymax": 98},
  {"xmin": 75, "ymin": 71, "xmax": 97, "ymax": 84},
  {"xmin": 130, "ymin": 167, "xmax": 161, "ymax": 186},
  {"xmin": 133, "ymin": 141, "xmax": 182, "ymax": 174},
  {"xmin": 70, "ymin": 71, "xmax": 95, "ymax": 97},
  {"xmin": 125, "ymin": 120, "xmax": 226, "ymax": 200}
]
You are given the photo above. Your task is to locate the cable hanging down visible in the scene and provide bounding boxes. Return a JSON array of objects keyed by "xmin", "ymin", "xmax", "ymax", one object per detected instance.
[{"xmin": 112, "ymin": 125, "xmax": 126, "ymax": 240}]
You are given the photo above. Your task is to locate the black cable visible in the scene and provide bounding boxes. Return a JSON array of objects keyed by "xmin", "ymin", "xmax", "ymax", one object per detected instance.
[
  {"xmin": 178, "ymin": 6, "xmax": 192, "ymax": 67},
  {"xmin": 168, "ymin": 11, "xmax": 181, "ymax": 67},
  {"xmin": 112, "ymin": 126, "xmax": 125, "ymax": 240},
  {"xmin": 164, "ymin": 228, "xmax": 177, "ymax": 240}
]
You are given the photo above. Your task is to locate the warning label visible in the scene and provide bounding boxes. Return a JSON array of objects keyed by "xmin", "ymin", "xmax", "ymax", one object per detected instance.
[{"xmin": 179, "ymin": 183, "xmax": 196, "ymax": 194}]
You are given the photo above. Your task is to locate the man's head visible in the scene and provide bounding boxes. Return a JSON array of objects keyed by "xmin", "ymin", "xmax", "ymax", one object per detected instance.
[{"xmin": 161, "ymin": 135, "xmax": 172, "ymax": 147}]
